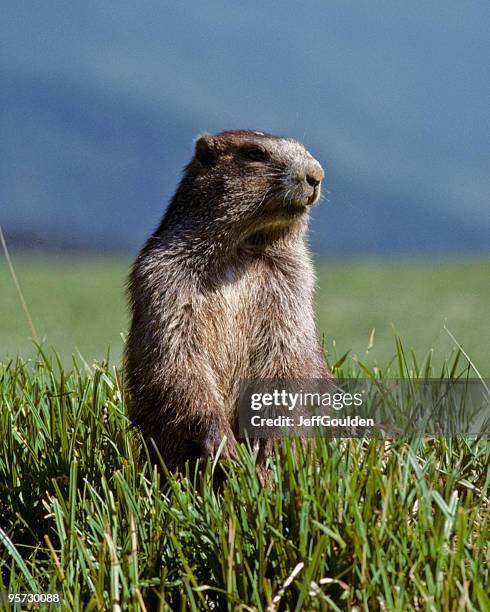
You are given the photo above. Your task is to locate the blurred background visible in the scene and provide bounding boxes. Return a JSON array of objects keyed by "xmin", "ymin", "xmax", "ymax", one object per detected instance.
[{"xmin": 1, "ymin": 1, "xmax": 489, "ymax": 370}]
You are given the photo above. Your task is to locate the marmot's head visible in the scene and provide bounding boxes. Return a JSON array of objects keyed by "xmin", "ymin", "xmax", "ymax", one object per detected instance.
[{"xmin": 172, "ymin": 130, "xmax": 324, "ymax": 238}]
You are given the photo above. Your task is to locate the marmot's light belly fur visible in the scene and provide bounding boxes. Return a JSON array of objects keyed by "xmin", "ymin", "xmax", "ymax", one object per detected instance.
[{"xmin": 125, "ymin": 129, "xmax": 330, "ymax": 472}]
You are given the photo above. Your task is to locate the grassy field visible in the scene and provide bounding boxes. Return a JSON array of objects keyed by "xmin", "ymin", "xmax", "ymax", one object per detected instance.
[
  {"xmin": 0, "ymin": 349, "xmax": 489, "ymax": 609},
  {"xmin": 1, "ymin": 256, "xmax": 489, "ymax": 608},
  {"xmin": 1, "ymin": 256, "xmax": 489, "ymax": 373}
]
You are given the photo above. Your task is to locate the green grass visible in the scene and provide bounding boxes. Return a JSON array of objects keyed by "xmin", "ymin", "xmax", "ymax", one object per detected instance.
[
  {"xmin": 1, "ymin": 255, "xmax": 489, "ymax": 608},
  {"xmin": 0, "ymin": 256, "xmax": 129, "ymax": 365},
  {"xmin": 0, "ymin": 256, "xmax": 490, "ymax": 610},
  {"xmin": 0, "ymin": 349, "xmax": 489, "ymax": 610},
  {"xmin": 1, "ymin": 256, "xmax": 489, "ymax": 373},
  {"xmin": 317, "ymin": 259, "xmax": 490, "ymax": 375}
]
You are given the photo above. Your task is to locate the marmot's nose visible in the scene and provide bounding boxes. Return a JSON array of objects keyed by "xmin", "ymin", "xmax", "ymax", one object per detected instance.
[
  {"xmin": 304, "ymin": 162, "xmax": 324, "ymax": 188},
  {"xmin": 303, "ymin": 160, "xmax": 324, "ymax": 188},
  {"xmin": 306, "ymin": 174, "xmax": 320, "ymax": 188}
]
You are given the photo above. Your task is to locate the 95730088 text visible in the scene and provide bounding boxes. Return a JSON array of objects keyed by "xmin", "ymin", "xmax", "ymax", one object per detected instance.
[{"xmin": 0, "ymin": 592, "xmax": 63, "ymax": 607}]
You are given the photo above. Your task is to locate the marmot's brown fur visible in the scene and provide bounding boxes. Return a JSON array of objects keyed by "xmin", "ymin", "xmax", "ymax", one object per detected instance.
[{"xmin": 125, "ymin": 129, "xmax": 329, "ymax": 474}]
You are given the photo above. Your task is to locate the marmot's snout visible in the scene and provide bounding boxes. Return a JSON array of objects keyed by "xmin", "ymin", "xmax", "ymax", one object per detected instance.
[
  {"xmin": 304, "ymin": 158, "xmax": 324, "ymax": 205},
  {"xmin": 287, "ymin": 155, "xmax": 324, "ymax": 207}
]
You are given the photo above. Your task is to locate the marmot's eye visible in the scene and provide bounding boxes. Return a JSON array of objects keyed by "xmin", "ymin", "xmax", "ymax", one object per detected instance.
[{"xmin": 243, "ymin": 147, "xmax": 268, "ymax": 162}]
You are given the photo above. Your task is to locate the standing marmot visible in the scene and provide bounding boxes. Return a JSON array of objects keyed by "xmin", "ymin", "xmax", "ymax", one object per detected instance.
[{"xmin": 125, "ymin": 129, "xmax": 329, "ymax": 473}]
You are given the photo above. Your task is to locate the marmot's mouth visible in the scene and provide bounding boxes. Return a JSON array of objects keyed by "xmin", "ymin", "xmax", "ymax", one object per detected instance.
[
  {"xmin": 283, "ymin": 196, "xmax": 315, "ymax": 211},
  {"xmin": 309, "ymin": 185, "xmax": 320, "ymax": 205},
  {"xmin": 304, "ymin": 184, "xmax": 321, "ymax": 205},
  {"xmin": 263, "ymin": 187, "xmax": 318, "ymax": 220},
  {"xmin": 281, "ymin": 184, "xmax": 320, "ymax": 209}
]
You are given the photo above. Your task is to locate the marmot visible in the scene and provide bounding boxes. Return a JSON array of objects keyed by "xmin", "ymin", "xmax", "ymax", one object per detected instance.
[{"xmin": 125, "ymin": 129, "xmax": 330, "ymax": 474}]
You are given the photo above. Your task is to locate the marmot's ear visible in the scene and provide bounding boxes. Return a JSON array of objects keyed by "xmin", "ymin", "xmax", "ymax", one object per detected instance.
[{"xmin": 195, "ymin": 133, "xmax": 216, "ymax": 166}]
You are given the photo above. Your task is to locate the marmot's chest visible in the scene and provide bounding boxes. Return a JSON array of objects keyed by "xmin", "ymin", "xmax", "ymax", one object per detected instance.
[
  {"xmin": 216, "ymin": 258, "xmax": 309, "ymax": 324},
  {"xmin": 204, "ymin": 258, "xmax": 315, "ymax": 386}
]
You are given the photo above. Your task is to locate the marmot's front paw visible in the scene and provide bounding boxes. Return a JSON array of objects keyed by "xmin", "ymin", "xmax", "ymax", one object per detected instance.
[{"xmin": 200, "ymin": 422, "xmax": 237, "ymax": 460}]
